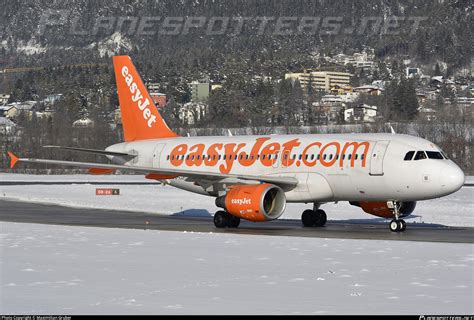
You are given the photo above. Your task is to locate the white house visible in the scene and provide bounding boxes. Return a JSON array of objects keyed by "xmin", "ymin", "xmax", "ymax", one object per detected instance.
[
  {"xmin": 179, "ymin": 102, "xmax": 207, "ymax": 125},
  {"xmin": 344, "ymin": 104, "xmax": 378, "ymax": 123},
  {"xmin": 0, "ymin": 117, "xmax": 16, "ymax": 134}
]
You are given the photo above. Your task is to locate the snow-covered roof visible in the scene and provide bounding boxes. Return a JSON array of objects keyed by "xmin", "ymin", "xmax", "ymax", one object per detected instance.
[
  {"xmin": 0, "ymin": 117, "xmax": 16, "ymax": 126},
  {"xmin": 354, "ymin": 85, "xmax": 384, "ymax": 91}
]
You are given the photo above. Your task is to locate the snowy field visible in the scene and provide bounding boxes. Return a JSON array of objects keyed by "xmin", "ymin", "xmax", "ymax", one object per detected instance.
[
  {"xmin": 0, "ymin": 174, "xmax": 473, "ymax": 227},
  {"xmin": 1, "ymin": 221, "xmax": 473, "ymax": 315}
]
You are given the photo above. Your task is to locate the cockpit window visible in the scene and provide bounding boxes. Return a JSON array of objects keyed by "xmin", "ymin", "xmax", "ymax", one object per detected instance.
[
  {"xmin": 426, "ymin": 151, "xmax": 444, "ymax": 159},
  {"xmin": 404, "ymin": 151, "xmax": 415, "ymax": 161},
  {"xmin": 413, "ymin": 151, "xmax": 427, "ymax": 160}
]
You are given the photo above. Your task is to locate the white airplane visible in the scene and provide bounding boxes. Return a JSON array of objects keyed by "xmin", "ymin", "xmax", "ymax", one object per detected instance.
[{"xmin": 8, "ymin": 56, "xmax": 465, "ymax": 232}]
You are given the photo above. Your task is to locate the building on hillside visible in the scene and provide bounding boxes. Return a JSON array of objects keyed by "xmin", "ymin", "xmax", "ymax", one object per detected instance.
[
  {"xmin": 330, "ymin": 84, "xmax": 353, "ymax": 95},
  {"xmin": 321, "ymin": 95, "xmax": 343, "ymax": 104},
  {"xmin": 0, "ymin": 94, "xmax": 10, "ymax": 105},
  {"xmin": 0, "ymin": 105, "xmax": 14, "ymax": 117},
  {"xmin": 3, "ymin": 101, "xmax": 37, "ymax": 118},
  {"xmin": 344, "ymin": 104, "xmax": 378, "ymax": 123},
  {"xmin": 44, "ymin": 94, "xmax": 64, "ymax": 105},
  {"xmin": 179, "ymin": 102, "xmax": 207, "ymax": 125},
  {"xmin": 353, "ymin": 85, "xmax": 384, "ymax": 96},
  {"xmin": 406, "ymin": 67, "xmax": 421, "ymax": 78},
  {"xmin": 189, "ymin": 81, "xmax": 210, "ymax": 103},
  {"xmin": 150, "ymin": 92, "xmax": 166, "ymax": 108},
  {"xmin": 146, "ymin": 83, "xmax": 161, "ymax": 93},
  {"xmin": 285, "ymin": 70, "xmax": 351, "ymax": 93},
  {"xmin": 0, "ymin": 117, "xmax": 16, "ymax": 134}
]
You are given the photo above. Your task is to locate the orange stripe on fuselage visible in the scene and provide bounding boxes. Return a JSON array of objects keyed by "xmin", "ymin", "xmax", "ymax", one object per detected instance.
[{"xmin": 168, "ymin": 138, "xmax": 370, "ymax": 174}]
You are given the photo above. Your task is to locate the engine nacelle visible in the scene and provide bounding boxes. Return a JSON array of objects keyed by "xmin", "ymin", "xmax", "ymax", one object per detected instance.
[
  {"xmin": 215, "ymin": 183, "xmax": 286, "ymax": 222},
  {"xmin": 350, "ymin": 201, "xmax": 416, "ymax": 218}
]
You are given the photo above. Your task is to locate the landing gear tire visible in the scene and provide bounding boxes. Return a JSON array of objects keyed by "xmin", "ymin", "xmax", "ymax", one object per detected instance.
[
  {"xmin": 214, "ymin": 211, "xmax": 229, "ymax": 228},
  {"xmin": 302, "ymin": 210, "xmax": 316, "ymax": 227},
  {"xmin": 229, "ymin": 216, "xmax": 241, "ymax": 228},
  {"xmin": 398, "ymin": 219, "xmax": 407, "ymax": 232},
  {"xmin": 214, "ymin": 211, "xmax": 240, "ymax": 228},
  {"xmin": 389, "ymin": 219, "xmax": 406, "ymax": 232},
  {"xmin": 315, "ymin": 209, "xmax": 327, "ymax": 227},
  {"xmin": 302, "ymin": 209, "xmax": 327, "ymax": 227}
]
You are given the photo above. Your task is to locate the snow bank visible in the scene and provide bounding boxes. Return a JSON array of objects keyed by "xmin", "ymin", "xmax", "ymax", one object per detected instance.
[{"xmin": 1, "ymin": 222, "xmax": 472, "ymax": 314}]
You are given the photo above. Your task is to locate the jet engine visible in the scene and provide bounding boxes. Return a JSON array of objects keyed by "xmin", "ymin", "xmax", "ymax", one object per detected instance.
[
  {"xmin": 215, "ymin": 183, "xmax": 286, "ymax": 222},
  {"xmin": 350, "ymin": 201, "xmax": 416, "ymax": 218}
]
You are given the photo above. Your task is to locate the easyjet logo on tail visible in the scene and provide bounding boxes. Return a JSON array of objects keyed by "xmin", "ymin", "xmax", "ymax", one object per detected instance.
[{"xmin": 121, "ymin": 66, "xmax": 157, "ymax": 128}]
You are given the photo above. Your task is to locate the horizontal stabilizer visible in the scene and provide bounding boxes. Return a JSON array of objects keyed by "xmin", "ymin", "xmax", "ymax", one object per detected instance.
[{"xmin": 43, "ymin": 145, "xmax": 135, "ymax": 157}]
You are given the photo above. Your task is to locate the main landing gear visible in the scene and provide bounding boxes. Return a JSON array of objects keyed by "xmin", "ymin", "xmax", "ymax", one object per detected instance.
[
  {"xmin": 388, "ymin": 201, "xmax": 406, "ymax": 232},
  {"xmin": 301, "ymin": 204, "xmax": 327, "ymax": 228},
  {"xmin": 213, "ymin": 211, "xmax": 240, "ymax": 228}
]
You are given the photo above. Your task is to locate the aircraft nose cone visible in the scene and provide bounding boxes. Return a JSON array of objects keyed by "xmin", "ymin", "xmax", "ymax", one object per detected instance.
[{"xmin": 440, "ymin": 164, "xmax": 465, "ymax": 193}]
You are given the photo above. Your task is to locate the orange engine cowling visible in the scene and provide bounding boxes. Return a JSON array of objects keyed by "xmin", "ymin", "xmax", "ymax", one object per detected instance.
[
  {"xmin": 215, "ymin": 183, "xmax": 286, "ymax": 222},
  {"xmin": 350, "ymin": 201, "xmax": 416, "ymax": 218}
]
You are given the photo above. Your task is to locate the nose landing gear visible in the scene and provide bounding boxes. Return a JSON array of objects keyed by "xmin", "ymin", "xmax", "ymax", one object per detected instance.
[{"xmin": 388, "ymin": 201, "xmax": 406, "ymax": 232}]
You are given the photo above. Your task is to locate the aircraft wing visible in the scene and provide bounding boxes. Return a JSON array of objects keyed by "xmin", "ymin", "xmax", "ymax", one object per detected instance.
[{"xmin": 7, "ymin": 152, "xmax": 298, "ymax": 189}]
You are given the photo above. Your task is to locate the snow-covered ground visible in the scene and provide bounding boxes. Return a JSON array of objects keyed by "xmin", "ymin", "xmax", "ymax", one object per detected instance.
[
  {"xmin": 1, "ymin": 221, "xmax": 472, "ymax": 315},
  {"xmin": 0, "ymin": 174, "xmax": 473, "ymax": 227}
]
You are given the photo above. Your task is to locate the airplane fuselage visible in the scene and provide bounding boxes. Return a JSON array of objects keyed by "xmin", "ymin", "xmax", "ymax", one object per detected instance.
[{"xmin": 106, "ymin": 133, "xmax": 465, "ymax": 203}]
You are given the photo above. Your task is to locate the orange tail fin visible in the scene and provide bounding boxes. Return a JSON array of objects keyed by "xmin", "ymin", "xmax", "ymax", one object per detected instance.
[{"xmin": 112, "ymin": 56, "xmax": 179, "ymax": 141}]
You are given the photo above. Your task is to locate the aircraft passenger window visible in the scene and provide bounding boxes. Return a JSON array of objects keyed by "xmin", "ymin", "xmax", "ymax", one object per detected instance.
[
  {"xmin": 355, "ymin": 154, "xmax": 358, "ymax": 160},
  {"xmin": 361, "ymin": 154, "xmax": 364, "ymax": 160},
  {"xmin": 251, "ymin": 155, "xmax": 254, "ymax": 160},
  {"xmin": 426, "ymin": 151, "xmax": 444, "ymax": 160},
  {"xmin": 329, "ymin": 154, "xmax": 333, "ymax": 160},
  {"xmin": 213, "ymin": 155, "xmax": 216, "ymax": 160},
  {"xmin": 413, "ymin": 151, "xmax": 427, "ymax": 160},
  {"xmin": 192, "ymin": 155, "xmax": 195, "ymax": 160},
  {"xmin": 323, "ymin": 154, "xmax": 327, "ymax": 160},
  {"xmin": 275, "ymin": 154, "xmax": 278, "ymax": 160},
  {"xmin": 240, "ymin": 154, "xmax": 243, "ymax": 160},
  {"xmin": 186, "ymin": 155, "xmax": 190, "ymax": 160},
  {"xmin": 245, "ymin": 154, "xmax": 249, "ymax": 160},
  {"xmin": 317, "ymin": 154, "xmax": 321, "ymax": 160},
  {"xmin": 223, "ymin": 155, "xmax": 226, "ymax": 160},
  {"xmin": 404, "ymin": 151, "xmax": 415, "ymax": 161},
  {"xmin": 336, "ymin": 154, "xmax": 339, "ymax": 160},
  {"xmin": 342, "ymin": 154, "xmax": 345, "ymax": 160},
  {"xmin": 305, "ymin": 154, "xmax": 308, "ymax": 160},
  {"xmin": 284, "ymin": 154, "xmax": 288, "ymax": 160},
  {"xmin": 197, "ymin": 155, "xmax": 200, "ymax": 160},
  {"xmin": 218, "ymin": 155, "xmax": 221, "ymax": 160},
  {"xmin": 262, "ymin": 154, "xmax": 266, "ymax": 160},
  {"xmin": 348, "ymin": 154, "xmax": 351, "ymax": 160},
  {"xmin": 310, "ymin": 154, "xmax": 315, "ymax": 160},
  {"xmin": 298, "ymin": 154, "xmax": 302, "ymax": 160},
  {"xmin": 167, "ymin": 155, "xmax": 170, "ymax": 160},
  {"xmin": 234, "ymin": 155, "xmax": 238, "ymax": 160},
  {"xmin": 257, "ymin": 154, "xmax": 260, "ymax": 159},
  {"xmin": 292, "ymin": 154, "xmax": 296, "ymax": 160}
]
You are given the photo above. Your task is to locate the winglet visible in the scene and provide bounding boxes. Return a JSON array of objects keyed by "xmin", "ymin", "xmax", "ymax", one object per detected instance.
[{"xmin": 7, "ymin": 151, "xmax": 19, "ymax": 169}]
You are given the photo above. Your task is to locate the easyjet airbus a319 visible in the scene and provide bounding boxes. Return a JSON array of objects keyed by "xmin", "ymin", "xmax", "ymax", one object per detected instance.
[{"xmin": 8, "ymin": 56, "xmax": 465, "ymax": 232}]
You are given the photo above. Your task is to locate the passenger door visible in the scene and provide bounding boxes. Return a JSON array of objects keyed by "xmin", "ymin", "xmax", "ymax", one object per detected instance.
[
  {"xmin": 369, "ymin": 140, "xmax": 390, "ymax": 176},
  {"xmin": 152, "ymin": 143, "xmax": 166, "ymax": 168}
]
